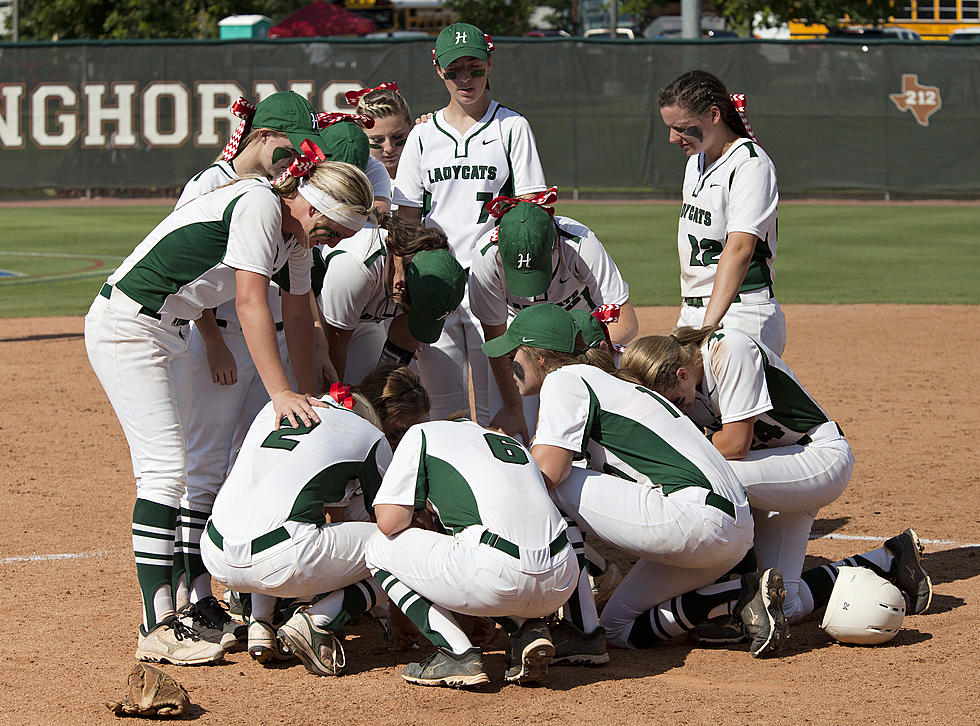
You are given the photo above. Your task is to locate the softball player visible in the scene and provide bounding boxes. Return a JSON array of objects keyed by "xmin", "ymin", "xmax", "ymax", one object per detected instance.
[
  {"xmin": 470, "ymin": 193, "xmax": 637, "ymax": 442},
  {"xmin": 202, "ymin": 366, "xmax": 431, "ymax": 677},
  {"xmin": 659, "ymin": 70, "xmax": 786, "ymax": 354},
  {"xmin": 617, "ymin": 327, "xmax": 932, "ymax": 634},
  {"xmin": 315, "ymin": 219, "xmax": 466, "ymax": 383},
  {"xmin": 393, "ymin": 22, "xmax": 548, "ymax": 423},
  {"xmin": 348, "ymin": 82, "xmax": 413, "ymax": 183},
  {"xmin": 84, "ymin": 160, "xmax": 374, "ymax": 665},
  {"xmin": 365, "ymin": 418, "xmax": 579, "ymax": 688},
  {"xmin": 482, "ymin": 305, "xmax": 783, "ymax": 660}
]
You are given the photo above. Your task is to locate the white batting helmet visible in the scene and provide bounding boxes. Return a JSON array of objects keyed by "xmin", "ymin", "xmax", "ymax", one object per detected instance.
[{"xmin": 821, "ymin": 566, "xmax": 906, "ymax": 645}]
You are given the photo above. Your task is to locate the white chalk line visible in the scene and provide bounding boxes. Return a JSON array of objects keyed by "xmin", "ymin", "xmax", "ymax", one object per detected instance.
[{"xmin": 1, "ymin": 534, "xmax": 978, "ymax": 566}]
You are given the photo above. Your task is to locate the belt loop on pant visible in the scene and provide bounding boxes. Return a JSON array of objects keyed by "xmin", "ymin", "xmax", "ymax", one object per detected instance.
[
  {"xmin": 99, "ymin": 283, "xmax": 189, "ymax": 327},
  {"xmin": 207, "ymin": 521, "xmax": 290, "ymax": 555},
  {"xmin": 479, "ymin": 529, "xmax": 569, "ymax": 559}
]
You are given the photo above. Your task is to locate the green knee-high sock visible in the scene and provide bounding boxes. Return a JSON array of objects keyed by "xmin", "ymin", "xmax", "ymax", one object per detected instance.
[
  {"xmin": 132, "ymin": 498, "xmax": 178, "ymax": 631},
  {"xmin": 628, "ymin": 579, "xmax": 742, "ymax": 648},
  {"xmin": 373, "ymin": 569, "xmax": 472, "ymax": 654},
  {"xmin": 180, "ymin": 505, "xmax": 211, "ymax": 601}
]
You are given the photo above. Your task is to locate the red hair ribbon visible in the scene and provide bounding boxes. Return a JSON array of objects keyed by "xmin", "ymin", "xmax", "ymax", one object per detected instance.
[
  {"xmin": 328, "ymin": 382, "xmax": 355, "ymax": 410},
  {"xmin": 272, "ymin": 139, "xmax": 325, "ymax": 185},
  {"xmin": 591, "ymin": 304, "xmax": 620, "ymax": 350},
  {"xmin": 344, "ymin": 82, "xmax": 400, "ymax": 108},
  {"xmin": 730, "ymin": 93, "xmax": 757, "ymax": 142},
  {"xmin": 315, "ymin": 111, "xmax": 375, "ymax": 130},
  {"xmin": 221, "ymin": 97, "xmax": 258, "ymax": 161},
  {"xmin": 486, "ymin": 186, "xmax": 559, "ymax": 243}
]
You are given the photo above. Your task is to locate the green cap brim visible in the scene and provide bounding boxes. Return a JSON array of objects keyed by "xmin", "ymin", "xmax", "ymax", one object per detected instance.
[
  {"xmin": 407, "ymin": 309, "xmax": 446, "ymax": 345},
  {"xmin": 437, "ymin": 47, "xmax": 488, "ymax": 68},
  {"xmin": 504, "ymin": 268, "xmax": 551, "ymax": 298},
  {"xmin": 481, "ymin": 331, "xmax": 521, "ymax": 358}
]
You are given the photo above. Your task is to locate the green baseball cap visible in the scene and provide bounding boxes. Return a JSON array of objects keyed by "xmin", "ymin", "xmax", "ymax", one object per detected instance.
[
  {"xmin": 320, "ymin": 121, "xmax": 369, "ymax": 171},
  {"xmin": 405, "ymin": 249, "xmax": 467, "ymax": 344},
  {"xmin": 569, "ymin": 309, "xmax": 605, "ymax": 349},
  {"xmin": 434, "ymin": 23, "xmax": 489, "ymax": 68},
  {"xmin": 482, "ymin": 304, "xmax": 580, "ymax": 358},
  {"xmin": 252, "ymin": 91, "xmax": 327, "ymax": 158},
  {"xmin": 497, "ymin": 203, "xmax": 555, "ymax": 298}
]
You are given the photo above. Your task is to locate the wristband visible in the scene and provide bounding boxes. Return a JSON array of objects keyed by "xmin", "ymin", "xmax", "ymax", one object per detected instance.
[{"xmin": 379, "ymin": 339, "xmax": 414, "ymax": 366}]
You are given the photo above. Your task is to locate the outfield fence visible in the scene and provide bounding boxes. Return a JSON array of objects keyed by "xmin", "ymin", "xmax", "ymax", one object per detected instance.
[{"xmin": 0, "ymin": 37, "xmax": 977, "ymax": 201}]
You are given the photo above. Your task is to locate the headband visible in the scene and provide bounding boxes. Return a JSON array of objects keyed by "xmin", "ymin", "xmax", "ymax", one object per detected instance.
[
  {"xmin": 328, "ymin": 382, "xmax": 355, "ymax": 410},
  {"xmin": 297, "ymin": 180, "xmax": 370, "ymax": 230},
  {"xmin": 221, "ymin": 97, "xmax": 257, "ymax": 161},
  {"xmin": 730, "ymin": 93, "xmax": 757, "ymax": 142},
  {"xmin": 344, "ymin": 82, "xmax": 400, "ymax": 108},
  {"xmin": 315, "ymin": 111, "xmax": 376, "ymax": 130},
  {"xmin": 487, "ymin": 186, "xmax": 559, "ymax": 243}
]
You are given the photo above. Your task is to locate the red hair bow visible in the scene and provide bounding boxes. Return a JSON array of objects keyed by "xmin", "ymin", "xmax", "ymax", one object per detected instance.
[
  {"xmin": 486, "ymin": 187, "xmax": 559, "ymax": 243},
  {"xmin": 344, "ymin": 82, "xmax": 400, "ymax": 108},
  {"xmin": 730, "ymin": 93, "xmax": 757, "ymax": 142},
  {"xmin": 221, "ymin": 97, "xmax": 258, "ymax": 161},
  {"xmin": 315, "ymin": 111, "xmax": 375, "ymax": 130},
  {"xmin": 272, "ymin": 139, "xmax": 325, "ymax": 185},
  {"xmin": 328, "ymin": 382, "xmax": 355, "ymax": 410}
]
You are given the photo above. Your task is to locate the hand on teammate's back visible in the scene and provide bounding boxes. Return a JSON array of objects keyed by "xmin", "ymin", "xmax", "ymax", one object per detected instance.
[{"xmin": 271, "ymin": 389, "xmax": 327, "ymax": 429}]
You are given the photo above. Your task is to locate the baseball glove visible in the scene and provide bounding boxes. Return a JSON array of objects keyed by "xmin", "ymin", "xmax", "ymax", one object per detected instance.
[{"xmin": 105, "ymin": 662, "xmax": 190, "ymax": 718}]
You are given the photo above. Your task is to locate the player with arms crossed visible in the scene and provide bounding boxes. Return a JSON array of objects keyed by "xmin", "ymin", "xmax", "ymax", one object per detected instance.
[
  {"xmin": 659, "ymin": 70, "xmax": 787, "ymax": 354},
  {"xmin": 85, "ymin": 160, "xmax": 374, "ymax": 665},
  {"xmin": 365, "ymin": 418, "xmax": 579, "ymax": 689},
  {"xmin": 393, "ymin": 22, "xmax": 548, "ymax": 422},
  {"xmin": 481, "ymin": 305, "xmax": 779, "ymax": 663},
  {"xmin": 615, "ymin": 327, "xmax": 931, "ymax": 648},
  {"xmin": 201, "ymin": 366, "xmax": 430, "ymax": 675},
  {"xmin": 470, "ymin": 191, "xmax": 637, "ymax": 443}
]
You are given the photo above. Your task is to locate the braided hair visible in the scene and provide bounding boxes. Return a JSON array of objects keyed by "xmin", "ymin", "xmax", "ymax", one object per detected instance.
[{"xmin": 658, "ymin": 70, "xmax": 750, "ymax": 139}]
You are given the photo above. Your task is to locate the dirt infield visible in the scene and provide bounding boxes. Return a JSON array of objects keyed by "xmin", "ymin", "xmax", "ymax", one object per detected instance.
[{"xmin": 1, "ymin": 305, "xmax": 978, "ymax": 725}]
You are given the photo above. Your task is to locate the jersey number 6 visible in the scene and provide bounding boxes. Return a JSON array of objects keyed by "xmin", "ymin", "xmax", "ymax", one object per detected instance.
[{"xmin": 483, "ymin": 432, "xmax": 528, "ymax": 464}]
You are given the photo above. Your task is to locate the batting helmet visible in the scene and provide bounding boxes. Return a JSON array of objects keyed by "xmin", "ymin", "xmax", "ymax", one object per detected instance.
[{"xmin": 821, "ymin": 566, "xmax": 905, "ymax": 645}]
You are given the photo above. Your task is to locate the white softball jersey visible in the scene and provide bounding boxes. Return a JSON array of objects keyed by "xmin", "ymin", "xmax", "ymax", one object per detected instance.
[
  {"xmin": 535, "ymin": 364, "xmax": 747, "ymax": 509},
  {"xmin": 315, "ymin": 225, "xmax": 395, "ymax": 330},
  {"xmin": 469, "ymin": 215, "xmax": 630, "ymax": 326},
  {"xmin": 392, "ymin": 101, "xmax": 547, "ymax": 269},
  {"xmin": 365, "ymin": 156, "xmax": 392, "ymax": 203},
  {"xmin": 108, "ymin": 178, "xmax": 312, "ymax": 323},
  {"xmin": 373, "ymin": 419, "xmax": 567, "ymax": 553},
  {"xmin": 678, "ymin": 139, "xmax": 778, "ymax": 299}
]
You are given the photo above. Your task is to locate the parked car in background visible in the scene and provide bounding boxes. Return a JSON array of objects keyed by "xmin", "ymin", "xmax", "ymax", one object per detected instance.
[
  {"xmin": 948, "ymin": 27, "xmax": 980, "ymax": 40},
  {"xmin": 583, "ymin": 27, "xmax": 635, "ymax": 39}
]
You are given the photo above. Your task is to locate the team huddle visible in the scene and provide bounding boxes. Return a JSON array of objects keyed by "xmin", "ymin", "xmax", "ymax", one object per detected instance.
[{"xmin": 84, "ymin": 22, "xmax": 932, "ymax": 692}]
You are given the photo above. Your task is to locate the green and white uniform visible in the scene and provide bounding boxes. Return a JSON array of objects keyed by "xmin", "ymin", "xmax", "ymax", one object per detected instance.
[
  {"xmin": 365, "ymin": 419, "xmax": 578, "ymax": 655},
  {"xmin": 533, "ymin": 364, "xmax": 753, "ymax": 648},
  {"xmin": 201, "ymin": 397, "xmax": 391, "ymax": 612},
  {"xmin": 393, "ymin": 101, "xmax": 547, "ymax": 423},
  {"xmin": 676, "ymin": 139, "xmax": 786, "ymax": 354},
  {"xmin": 685, "ymin": 328, "xmax": 854, "ymax": 623},
  {"xmin": 84, "ymin": 177, "xmax": 311, "ymax": 631}
]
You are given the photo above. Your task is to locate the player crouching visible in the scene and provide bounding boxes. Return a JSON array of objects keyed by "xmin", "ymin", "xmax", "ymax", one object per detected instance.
[
  {"xmin": 365, "ymin": 419, "xmax": 580, "ymax": 688},
  {"xmin": 201, "ymin": 365, "xmax": 430, "ymax": 677}
]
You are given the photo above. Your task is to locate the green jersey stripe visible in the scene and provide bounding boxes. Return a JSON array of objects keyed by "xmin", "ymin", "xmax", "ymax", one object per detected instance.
[{"xmin": 288, "ymin": 460, "xmax": 364, "ymax": 525}]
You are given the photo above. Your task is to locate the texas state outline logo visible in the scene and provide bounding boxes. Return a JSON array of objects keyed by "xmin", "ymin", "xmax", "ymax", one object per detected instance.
[{"xmin": 889, "ymin": 74, "xmax": 942, "ymax": 127}]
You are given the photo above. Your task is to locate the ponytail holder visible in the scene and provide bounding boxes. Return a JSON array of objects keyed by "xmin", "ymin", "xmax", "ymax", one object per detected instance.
[
  {"xmin": 730, "ymin": 93, "xmax": 758, "ymax": 142},
  {"xmin": 272, "ymin": 139, "xmax": 325, "ymax": 185},
  {"xmin": 315, "ymin": 111, "xmax": 376, "ymax": 130},
  {"xmin": 487, "ymin": 187, "xmax": 559, "ymax": 244},
  {"xmin": 328, "ymin": 382, "xmax": 355, "ymax": 410},
  {"xmin": 221, "ymin": 97, "xmax": 257, "ymax": 161},
  {"xmin": 344, "ymin": 82, "xmax": 400, "ymax": 108}
]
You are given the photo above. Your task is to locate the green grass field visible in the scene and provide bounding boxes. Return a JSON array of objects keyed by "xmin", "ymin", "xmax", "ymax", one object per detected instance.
[{"xmin": 0, "ymin": 202, "xmax": 977, "ymax": 318}]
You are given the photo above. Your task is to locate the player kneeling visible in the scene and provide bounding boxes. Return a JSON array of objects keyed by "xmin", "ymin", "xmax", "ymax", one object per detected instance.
[
  {"xmin": 201, "ymin": 366, "xmax": 430, "ymax": 677},
  {"xmin": 366, "ymin": 419, "xmax": 579, "ymax": 689}
]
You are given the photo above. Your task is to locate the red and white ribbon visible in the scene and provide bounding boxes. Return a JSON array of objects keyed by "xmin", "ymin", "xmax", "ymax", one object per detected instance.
[
  {"xmin": 221, "ymin": 97, "xmax": 257, "ymax": 161},
  {"xmin": 487, "ymin": 187, "xmax": 559, "ymax": 243},
  {"xmin": 315, "ymin": 111, "xmax": 375, "ymax": 130},
  {"xmin": 730, "ymin": 93, "xmax": 757, "ymax": 142},
  {"xmin": 592, "ymin": 304, "xmax": 620, "ymax": 351},
  {"xmin": 328, "ymin": 382, "xmax": 355, "ymax": 410},
  {"xmin": 344, "ymin": 82, "xmax": 400, "ymax": 108},
  {"xmin": 272, "ymin": 139, "xmax": 325, "ymax": 185}
]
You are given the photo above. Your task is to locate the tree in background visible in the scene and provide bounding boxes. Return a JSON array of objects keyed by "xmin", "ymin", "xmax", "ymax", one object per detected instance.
[
  {"xmin": 722, "ymin": 0, "xmax": 897, "ymax": 31},
  {"xmin": 443, "ymin": 0, "xmax": 537, "ymax": 36},
  {"xmin": 18, "ymin": 0, "xmax": 297, "ymax": 40}
]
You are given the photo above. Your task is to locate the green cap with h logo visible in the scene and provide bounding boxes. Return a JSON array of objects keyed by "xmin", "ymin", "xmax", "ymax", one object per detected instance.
[
  {"xmin": 497, "ymin": 202, "xmax": 555, "ymax": 298},
  {"xmin": 434, "ymin": 23, "xmax": 489, "ymax": 67}
]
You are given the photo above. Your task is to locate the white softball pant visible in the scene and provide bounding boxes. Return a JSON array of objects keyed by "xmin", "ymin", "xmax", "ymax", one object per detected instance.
[
  {"xmin": 416, "ymin": 295, "xmax": 501, "ymax": 425},
  {"xmin": 550, "ymin": 467, "xmax": 754, "ymax": 647},
  {"xmin": 678, "ymin": 294, "xmax": 786, "ymax": 355},
  {"xmin": 201, "ymin": 520, "xmax": 379, "ymax": 599},
  {"xmin": 84, "ymin": 292, "xmax": 191, "ymax": 507},
  {"xmin": 364, "ymin": 525, "xmax": 579, "ymax": 620},
  {"xmin": 728, "ymin": 428, "xmax": 854, "ymax": 623}
]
